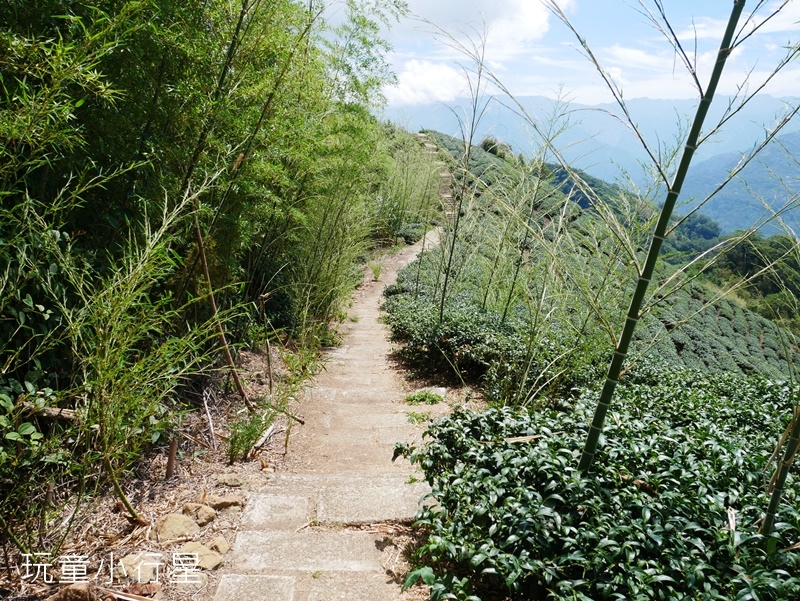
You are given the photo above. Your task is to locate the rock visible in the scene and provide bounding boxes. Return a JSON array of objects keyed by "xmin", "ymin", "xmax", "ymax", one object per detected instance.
[
  {"xmin": 421, "ymin": 386, "xmax": 447, "ymax": 400},
  {"xmin": 177, "ymin": 541, "xmax": 224, "ymax": 570},
  {"xmin": 125, "ymin": 582, "xmax": 162, "ymax": 596},
  {"xmin": 115, "ymin": 552, "xmax": 166, "ymax": 583},
  {"xmin": 183, "ymin": 502, "xmax": 216, "ymax": 526},
  {"xmin": 216, "ymin": 473, "xmax": 243, "ymax": 487},
  {"xmin": 46, "ymin": 584, "xmax": 102, "ymax": 601},
  {"xmin": 204, "ymin": 494, "xmax": 245, "ymax": 510},
  {"xmin": 150, "ymin": 513, "xmax": 199, "ymax": 540},
  {"xmin": 208, "ymin": 535, "xmax": 230, "ymax": 554}
]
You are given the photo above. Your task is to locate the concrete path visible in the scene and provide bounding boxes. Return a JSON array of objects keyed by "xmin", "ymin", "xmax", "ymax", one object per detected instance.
[{"xmin": 213, "ymin": 233, "xmax": 442, "ymax": 601}]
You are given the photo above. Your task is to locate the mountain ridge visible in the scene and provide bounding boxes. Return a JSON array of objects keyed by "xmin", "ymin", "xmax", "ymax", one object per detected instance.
[{"xmin": 383, "ymin": 95, "xmax": 800, "ymax": 234}]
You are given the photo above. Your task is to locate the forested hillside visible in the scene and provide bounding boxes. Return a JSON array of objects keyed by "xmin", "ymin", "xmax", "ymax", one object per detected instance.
[
  {"xmin": 681, "ymin": 132, "xmax": 800, "ymax": 235},
  {"xmin": 387, "ymin": 131, "xmax": 799, "ymax": 386},
  {"xmin": 389, "ymin": 130, "xmax": 800, "ymax": 600},
  {"xmin": 0, "ymin": 0, "xmax": 439, "ymax": 559}
]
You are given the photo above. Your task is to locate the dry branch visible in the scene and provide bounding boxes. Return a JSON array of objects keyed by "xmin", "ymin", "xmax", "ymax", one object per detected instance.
[
  {"xmin": 249, "ymin": 424, "xmax": 276, "ymax": 457},
  {"xmin": 22, "ymin": 402, "xmax": 76, "ymax": 422}
]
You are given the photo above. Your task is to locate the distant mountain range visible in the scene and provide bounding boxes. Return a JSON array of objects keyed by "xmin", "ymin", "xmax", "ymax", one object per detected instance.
[
  {"xmin": 382, "ymin": 95, "xmax": 800, "ymax": 234},
  {"xmin": 681, "ymin": 131, "xmax": 800, "ymax": 236}
]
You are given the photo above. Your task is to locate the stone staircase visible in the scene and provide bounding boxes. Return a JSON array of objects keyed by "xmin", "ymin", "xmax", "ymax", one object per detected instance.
[
  {"xmin": 413, "ymin": 133, "xmax": 456, "ymax": 219},
  {"xmin": 212, "ymin": 235, "xmax": 443, "ymax": 601}
]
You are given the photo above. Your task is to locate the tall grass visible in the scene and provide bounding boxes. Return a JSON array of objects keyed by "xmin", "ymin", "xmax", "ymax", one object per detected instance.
[
  {"xmin": 0, "ymin": 193, "xmax": 217, "ymax": 549},
  {"xmin": 372, "ymin": 125, "xmax": 441, "ymax": 244}
]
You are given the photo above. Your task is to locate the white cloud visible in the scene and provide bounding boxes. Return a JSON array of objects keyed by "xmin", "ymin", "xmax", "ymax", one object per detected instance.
[
  {"xmin": 380, "ymin": 1, "xmax": 800, "ymax": 107},
  {"xmin": 382, "ymin": 1, "xmax": 573, "ymax": 106},
  {"xmin": 676, "ymin": 16, "xmax": 728, "ymax": 42},
  {"xmin": 485, "ymin": 0, "xmax": 557, "ymax": 60},
  {"xmin": 675, "ymin": 2, "xmax": 800, "ymax": 43},
  {"xmin": 392, "ymin": 1, "xmax": 573, "ymax": 66},
  {"xmin": 738, "ymin": 2, "xmax": 800, "ymax": 36},
  {"xmin": 384, "ymin": 59, "xmax": 469, "ymax": 105},
  {"xmin": 604, "ymin": 45, "xmax": 675, "ymax": 71}
]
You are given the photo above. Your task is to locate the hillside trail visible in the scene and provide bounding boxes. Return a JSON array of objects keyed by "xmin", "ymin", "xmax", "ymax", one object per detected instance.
[{"xmin": 211, "ymin": 229, "xmax": 446, "ymax": 601}]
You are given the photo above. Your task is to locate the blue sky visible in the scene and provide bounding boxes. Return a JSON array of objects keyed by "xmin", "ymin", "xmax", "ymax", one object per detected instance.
[{"xmin": 381, "ymin": 1, "xmax": 800, "ymax": 106}]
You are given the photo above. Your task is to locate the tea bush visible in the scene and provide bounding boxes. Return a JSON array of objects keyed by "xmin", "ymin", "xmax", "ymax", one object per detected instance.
[{"xmin": 398, "ymin": 366, "xmax": 800, "ymax": 600}]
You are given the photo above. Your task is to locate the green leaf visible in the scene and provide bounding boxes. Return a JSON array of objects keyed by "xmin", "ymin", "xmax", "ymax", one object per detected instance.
[
  {"xmin": 18, "ymin": 422, "xmax": 37, "ymax": 436},
  {"xmin": 402, "ymin": 566, "xmax": 436, "ymax": 591},
  {"xmin": 0, "ymin": 392, "xmax": 13, "ymax": 412},
  {"xmin": 470, "ymin": 553, "xmax": 487, "ymax": 567}
]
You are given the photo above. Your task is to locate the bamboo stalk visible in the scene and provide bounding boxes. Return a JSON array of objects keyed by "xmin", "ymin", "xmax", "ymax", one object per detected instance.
[
  {"xmin": 761, "ymin": 405, "xmax": 800, "ymax": 534},
  {"xmin": 578, "ymin": 0, "xmax": 746, "ymax": 472},
  {"xmin": 193, "ymin": 210, "xmax": 255, "ymax": 413},
  {"xmin": 165, "ymin": 438, "xmax": 178, "ymax": 479},
  {"xmin": 266, "ymin": 337, "xmax": 274, "ymax": 394},
  {"xmin": 104, "ymin": 456, "xmax": 142, "ymax": 524}
]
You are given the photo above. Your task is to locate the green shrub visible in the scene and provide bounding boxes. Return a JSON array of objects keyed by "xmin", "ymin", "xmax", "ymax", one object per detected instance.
[
  {"xmin": 395, "ymin": 223, "xmax": 426, "ymax": 244},
  {"xmin": 406, "ymin": 390, "xmax": 443, "ymax": 405},
  {"xmin": 398, "ymin": 367, "xmax": 800, "ymax": 600},
  {"xmin": 227, "ymin": 408, "xmax": 276, "ymax": 464}
]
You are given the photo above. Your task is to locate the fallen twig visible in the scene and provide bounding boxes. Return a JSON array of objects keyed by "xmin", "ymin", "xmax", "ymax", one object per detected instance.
[
  {"xmin": 97, "ymin": 585, "xmax": 155, "ymax": 601},
  {"xmin": 21, "ymin": 402, "xmax": 76, "ymax": 422},
  {"xmin": 165, "ymin": 438, "xmax": 178, "ymax": 479},
  {"xmin": 505, "ymin": 435, "xmax": 544, "ymax": 443},
  {"xmin": 249, "ymin": 424, "xmax": 276, "ymax": 457},
  {"xmin": 619, "ymin": 473, "xmax": 658, "ymax": 497},
  {"xmin": 181, "ymin": 431, "xmax": 211, "ymax": 450},
  {"xmin": 203, "ymin": 388, "xmax": 217, "ymax": 450}
]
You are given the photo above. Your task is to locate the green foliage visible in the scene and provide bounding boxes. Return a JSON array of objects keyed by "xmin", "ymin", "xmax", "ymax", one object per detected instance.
[
  {"xmin": 406, "ymin": 411, "xmax": 429, "ymax": 424},
  {"xmin": 705, "ymin": 233, "xmax": 800, "ymax": 333},
  {"xmin": 398, "ymin": 366, "xmax": 800, "ymax": 600},
  {"xmin": 371, "ymin": 125, "xmax": 442, "ymax": 244},
  {"xmin": 384, "ymin": 130, "xmax": 798, "ymax": 407},
  {"xmin": 0, "ymin": 0, "xmax": 411, "ymax": 551},
  {"xmin": 227, "ymin": 409, "xmax": 276, "ymax": 464},
  {"xmin": 405, "ymin": 390, "xmax": 443, "ymax": 405},
  {"xmin": 479, "ymin": 136, "xmax": 513, "ymax": 160},
  {"xmin": 0, "ymin": 197, "xmax": 215, "ymax": 545},
  {"xmin": 641, "ymin": 284, "xmax": 799, "ymax": 379},
  {"xmin": 383, "ymin": 132, "xmax": 635, "ymax": 404}
]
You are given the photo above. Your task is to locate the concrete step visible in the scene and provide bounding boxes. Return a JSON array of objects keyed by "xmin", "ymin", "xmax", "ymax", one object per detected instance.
[
  {"xmin": 316, "ymin": 478, "xmax": 428, "ymax": 524},
  {"xmin": 240, "ymin": 493, "xmax": 310, "ymax": 530},
  {"xmin": 215, "ymin": 571, "xmax": 403, "ymax": 601},
  {"xmin": 293, "ymin": 439, "xmax": 417, "ymax": 474},
  {"xmin": 227, "ymin": 531, "xmax": 383, "ymax": 572},
  {"xmin": 212, "ymin": 235, "xmax": 442, "ymax": 601},
  {"xmin": 308, "ymin": 387, "xmax": 406, "ymax": 403},
  {"xmin": 309, "ymin": 411, "xmax": 416, "ymax": 431},
  {"xmin": 215, "ymin": 574, "xmax": 294, "ymax": 601},
  {"xmin": 242, "ymin": 474, "xmax": 429, "ymax": 528},
  {"xmin": 241, "ymin": 482, "xmax": 428, "ymax": 529}
]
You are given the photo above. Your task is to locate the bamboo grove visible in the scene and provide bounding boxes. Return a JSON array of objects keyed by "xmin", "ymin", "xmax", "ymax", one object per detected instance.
[{"xmin": 0, "ymin": 0, "xmax": 447, "ymax": 552}]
